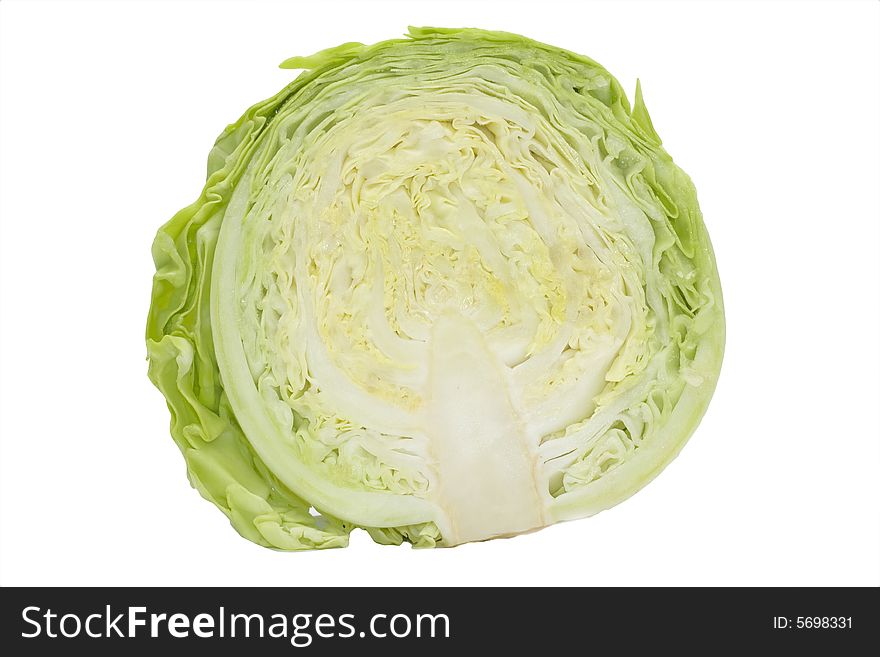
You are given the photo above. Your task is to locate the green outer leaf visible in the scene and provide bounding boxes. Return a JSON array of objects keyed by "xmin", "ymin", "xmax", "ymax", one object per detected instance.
[{"xmin": 146, "ymin": 71, "xmax": 355, "ymax": 549}]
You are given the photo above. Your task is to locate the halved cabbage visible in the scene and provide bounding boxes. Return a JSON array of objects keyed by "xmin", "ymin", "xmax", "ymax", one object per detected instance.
[{"xmin": 146, "ymin": 27, "xmax": 724, "ymax": 549}]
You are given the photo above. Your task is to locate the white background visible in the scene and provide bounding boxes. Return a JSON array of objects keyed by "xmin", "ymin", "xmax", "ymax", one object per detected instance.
[{"xmin": 1, "ymin": 0, "xmax": 878, "ymax": 587}]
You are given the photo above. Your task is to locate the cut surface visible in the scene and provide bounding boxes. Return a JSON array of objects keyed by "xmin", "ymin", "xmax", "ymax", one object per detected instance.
[{"xmin": 147, "ymin": 27, "xmax": 725, "ymax": 550}]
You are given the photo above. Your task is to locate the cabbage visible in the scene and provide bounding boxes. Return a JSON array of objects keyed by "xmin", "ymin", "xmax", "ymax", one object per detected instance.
[{"xmin": 146, "ymin": 27, "xmax": 724, "ymax": 549}]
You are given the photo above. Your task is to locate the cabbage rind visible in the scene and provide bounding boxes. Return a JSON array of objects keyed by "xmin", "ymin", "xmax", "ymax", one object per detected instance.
[{"xmin": 147, "ymin": 27, "xmax": 724, "ymax": 549}]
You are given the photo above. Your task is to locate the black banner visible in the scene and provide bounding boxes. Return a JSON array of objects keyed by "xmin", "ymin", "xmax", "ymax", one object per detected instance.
[{"xmin": 1, "ymin": 587, "xmax": 877, "ymax": 654}]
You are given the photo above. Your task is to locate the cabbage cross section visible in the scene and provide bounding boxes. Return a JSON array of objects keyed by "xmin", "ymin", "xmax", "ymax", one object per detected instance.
[{"xmin": 147, "ymin": 27, "xmax": 725, "ymax": 549}]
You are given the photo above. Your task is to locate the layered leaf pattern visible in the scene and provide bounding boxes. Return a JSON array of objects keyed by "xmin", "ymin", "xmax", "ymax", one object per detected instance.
[{"xmin": 147, "ymin": 28, "xmax": 724, "ymax": 549}]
